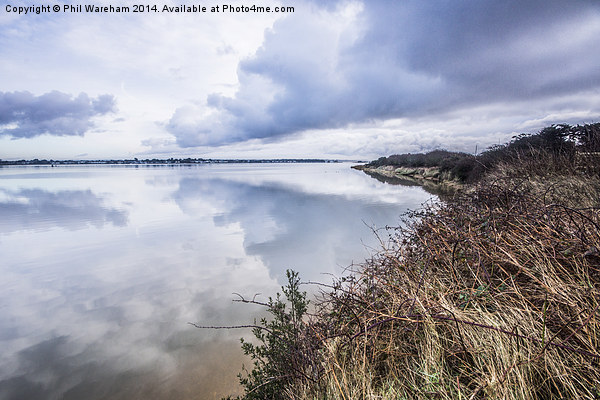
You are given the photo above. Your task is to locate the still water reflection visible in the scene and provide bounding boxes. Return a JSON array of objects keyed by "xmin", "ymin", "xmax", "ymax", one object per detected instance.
[{"xmin": 0, "ymin": 163, "xmax": 434, "ymax": 400}]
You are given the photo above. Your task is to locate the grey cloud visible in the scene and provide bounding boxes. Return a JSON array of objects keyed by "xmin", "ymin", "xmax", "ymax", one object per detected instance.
[
  {"xmin": 0, "ymin": 91, "xmax": 116, "ymax": 138},
  {"xmin": 168, "ymin": 0, "xmax": 600, "ymax": 147},
  {"xmin": 394, "ymin": 1, "xmax": 600, "ymax": 104}
]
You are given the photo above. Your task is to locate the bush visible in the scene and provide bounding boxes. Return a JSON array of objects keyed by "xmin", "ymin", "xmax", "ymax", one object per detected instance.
[
  {"xmin": 231, "ymin": 270, "xmax": 320, "ymax": 400},
  {"xmin": 369, "ymin": 150, "xmax": 473, "ymax": 170},
  {"xmin": 367, "ymin": 123, "xmax": 600, "ymax": 183},
  {"xmin": 315, "ymin": 158, "xmax": 600, "ymax": 399},
  {"xmin": 566, "ymin": 123, "xmax": 600, "ymax": 152}
]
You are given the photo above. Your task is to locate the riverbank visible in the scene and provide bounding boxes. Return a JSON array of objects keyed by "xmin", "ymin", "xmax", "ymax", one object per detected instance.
[
  {"xmin": 352, "ymin": 164, "xmax": 462, "ymax": 195},
  {"xmin": 235, "ymin": 155, "xmax": 600, "ymax": 400},
  {"xmin": 315, "ymin": 155, "xmax": 600, "ymax": 399},
  {"xmin": 226, "ymin": 124, "xmax": 600, "ymax": 400}
]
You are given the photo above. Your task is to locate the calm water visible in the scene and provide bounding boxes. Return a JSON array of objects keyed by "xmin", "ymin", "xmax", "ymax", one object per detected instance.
[{"xmin": 0, "ymin": 163, "xmax": 434, "ymax": 400}]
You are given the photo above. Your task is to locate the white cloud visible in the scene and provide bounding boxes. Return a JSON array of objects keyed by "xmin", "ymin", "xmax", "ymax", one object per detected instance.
[
  {"xmin": 165, "ymin": 0, "xmax": 600, "ymax": 154},
  {"xmin": 0, "ymin": 0, "xmax": 281, "ymax": 158},
  {"xmin": 2, "ymin": 0, "xmax": 600, "ymax": 159}
]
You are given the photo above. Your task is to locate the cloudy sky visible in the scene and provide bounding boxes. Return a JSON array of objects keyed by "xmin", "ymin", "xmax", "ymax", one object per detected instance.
[{"xmin": 1, "ymin": 0, "xmax": 599, "ymax": 160}]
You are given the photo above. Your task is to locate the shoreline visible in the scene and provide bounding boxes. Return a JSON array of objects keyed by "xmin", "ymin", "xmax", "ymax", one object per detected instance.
[{"xmin": 352, "ymin": 164, "xmax": 462, "ymax": 196}]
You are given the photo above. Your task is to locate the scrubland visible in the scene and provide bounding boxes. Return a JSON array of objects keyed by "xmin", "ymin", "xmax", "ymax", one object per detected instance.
[{"xmin": 224, "ymin": 124, "xmax": 600, "ymax": 400}]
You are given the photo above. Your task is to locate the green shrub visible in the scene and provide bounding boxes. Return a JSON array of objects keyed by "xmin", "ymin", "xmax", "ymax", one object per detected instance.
[{"xmin": 234, "ymin": 270, "xmax": 314, "ymax": 400}]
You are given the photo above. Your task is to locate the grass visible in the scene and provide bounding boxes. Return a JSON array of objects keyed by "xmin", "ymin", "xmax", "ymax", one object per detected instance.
[
  {"xmin": 220, "ymin": 123, "xmax": 600, "ymax": 399},
  {"xmin": 311, "ymin": 155, "xmax": 600, "ymax": 399}
]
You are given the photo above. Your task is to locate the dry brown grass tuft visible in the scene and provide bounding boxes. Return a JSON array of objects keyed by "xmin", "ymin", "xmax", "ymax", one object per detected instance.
[{"xmin": 310, "ymin": 155, "xmax": 600, "ymax": 399}]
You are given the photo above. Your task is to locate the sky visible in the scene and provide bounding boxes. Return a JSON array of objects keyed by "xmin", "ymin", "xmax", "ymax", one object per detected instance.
[{"xmin": 1, "ymin": 0, "xmax": 599, "ymax": 160}]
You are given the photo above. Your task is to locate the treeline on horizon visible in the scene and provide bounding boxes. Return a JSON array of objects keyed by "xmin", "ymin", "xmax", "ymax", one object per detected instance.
[
  {"xmin": 0, "ymin": 158, "xmax": 341, "ymax": 166},
  {"xmin": 368, "ymin": 122, "xmax": 600, "ymax": 182}
]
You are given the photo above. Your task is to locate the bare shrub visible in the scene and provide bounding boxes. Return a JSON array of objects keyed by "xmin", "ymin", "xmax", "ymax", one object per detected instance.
[{"xmin": 315, "ymin": 157, "xmax": 600, "ymax": 399}]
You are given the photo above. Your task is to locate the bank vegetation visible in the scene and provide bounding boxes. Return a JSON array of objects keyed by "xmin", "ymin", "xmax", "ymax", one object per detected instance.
[
  {"xmin": 218, "ymin": 123, "xmax": 600, "ymax": 400},
  {"xmin": 358, "ymin": 123, "xmax": 600, "ymax": 186}
]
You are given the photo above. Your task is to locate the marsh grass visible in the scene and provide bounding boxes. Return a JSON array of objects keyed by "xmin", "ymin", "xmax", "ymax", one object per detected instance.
[
  {"xmin": 310, "ymin": 154, "xmax": 600, "ymax": 399},
  {"xmin": 221, "ymin": 144, "xmax": 600, "ymax": 399}
]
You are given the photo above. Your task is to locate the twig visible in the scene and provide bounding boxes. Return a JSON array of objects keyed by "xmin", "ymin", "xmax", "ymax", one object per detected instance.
[
  {"xmin": 232, "ymin": 292, "xmax": 270, "ymax": 307},
  {"xmin": 188, "ymin": 322, "xmax": 275, "ymax": 335}
]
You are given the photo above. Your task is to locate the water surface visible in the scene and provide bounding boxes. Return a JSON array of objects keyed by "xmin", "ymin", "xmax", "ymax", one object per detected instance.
[{"xmin": 0, "ymin": 163, "xmax": 434, "ymax": 399}]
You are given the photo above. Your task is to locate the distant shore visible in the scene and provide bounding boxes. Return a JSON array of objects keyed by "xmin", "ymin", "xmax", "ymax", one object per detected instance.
[{"xmin": 0, "ymin": 158, "xmax": 351, "ymax": 166}]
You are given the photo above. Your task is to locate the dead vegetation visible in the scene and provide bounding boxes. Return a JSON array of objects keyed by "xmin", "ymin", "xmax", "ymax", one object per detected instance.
[
  {"xmin": 218, "ymin": 139, "xmax": 600, "ymax": 399},
  {"xmin": 310, "ymin": 154, "xmax": 600, "ymax": 399}
]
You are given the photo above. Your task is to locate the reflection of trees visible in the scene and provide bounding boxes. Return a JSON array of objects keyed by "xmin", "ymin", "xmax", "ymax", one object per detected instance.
[
  {"xmin": 0, "ymin": 189, "xmax": 128, "ymax": 233},
  {"xmin": 362, "ymin": 170, "xmax": 450, "ymax": 198}
]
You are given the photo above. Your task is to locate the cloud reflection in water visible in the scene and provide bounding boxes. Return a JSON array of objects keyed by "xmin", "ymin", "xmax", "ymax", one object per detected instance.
[
  {"xmin": 0, "ymin": 164, "xmax": 433, "ymax": 399},
  {"xmin": 0, "ymin": 188, "xmax": 128, "ymax": 233},
  {"xmin": 172, "ymin": 173, "xmax": 431, "ymax": 281}
]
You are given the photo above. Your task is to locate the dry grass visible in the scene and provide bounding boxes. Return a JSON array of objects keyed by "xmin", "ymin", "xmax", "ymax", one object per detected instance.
[{"xmin": 306, "ymin": 155, "xmax": 600, "ymax": 399}]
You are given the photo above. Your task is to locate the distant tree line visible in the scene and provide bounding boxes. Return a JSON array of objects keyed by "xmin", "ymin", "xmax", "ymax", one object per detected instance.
[
  {"xmin": 0, "ymin": 158, "xmax": 342, "ymax": 166},
  {"xmin": 368, "ymin": 122, "xmax": 600, "ymax": 182}
]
